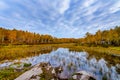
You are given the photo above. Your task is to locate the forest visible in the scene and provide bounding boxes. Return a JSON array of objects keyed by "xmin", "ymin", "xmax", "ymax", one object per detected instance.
[
  {"xmin": 0, "ymin": 27, "xmax": 78, "ymax": 45},
  {"xmin": 79, "ymin": 26, "xmax": 120, "ymax": 47},
  {"xmin": 0, "ymin": 26, "xmax": 120, "ymax": 47}
]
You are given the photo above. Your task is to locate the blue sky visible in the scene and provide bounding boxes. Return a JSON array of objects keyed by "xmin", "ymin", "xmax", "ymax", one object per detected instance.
[{"xmin": 0, "ymin": 0, "xmax": 120, "ymax": 38}]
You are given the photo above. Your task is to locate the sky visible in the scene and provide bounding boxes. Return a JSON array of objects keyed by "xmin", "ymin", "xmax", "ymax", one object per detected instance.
[{"xmin": 0, "ymin": 0, "xmax": 120, "ymax": 38}]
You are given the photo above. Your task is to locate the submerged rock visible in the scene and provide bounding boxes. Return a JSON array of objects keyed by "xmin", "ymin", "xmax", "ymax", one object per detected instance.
[{"xmin": 72, "ymin": 71, "xmax": 96, "ymax": 80}]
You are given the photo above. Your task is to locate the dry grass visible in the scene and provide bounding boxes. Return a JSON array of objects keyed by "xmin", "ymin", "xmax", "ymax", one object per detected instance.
[
  {"xmin": 0, "ymin": 44, "xmax": 52, "ymax": 61},
  {"xmin": 0, "ymin": 43, "xmax": 74, "ymax": 61}
]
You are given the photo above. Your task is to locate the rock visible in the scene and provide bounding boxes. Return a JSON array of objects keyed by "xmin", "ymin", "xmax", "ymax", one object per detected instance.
[
  {"xmin": 52, "ymin": 69, "xmax": 56, "ymax": 74},
  {"xmin": 58, "ymin": 72, "xmax": 68, "ymax": 80},
  {"xmin": 15, "ymin": 62, "xmax": 60, "ymax": 80},
  {"xmin": 14, "ymin": 68, "xmax": 23, "ymax": 72},
  {"xmin": 54, "ymin": 66, "xmax": 63, "ymax": 74},
  {"xmin": 30, "ymin": 75, "xmax": 40, "ymax": 80},
  {"xmin": 15, "ymin": 63, "xmax": 96, "ymax": 80},
  {"xmin": 72, "ymin": 75, "xmax": 77, "ymax": 79},
  {"xmin": 72, "ymin": 71, "xmax": 96, "ymax": 80},
  {"xmin": 15, "ymin": 64, "xmax": 43, "ymax": 80}
]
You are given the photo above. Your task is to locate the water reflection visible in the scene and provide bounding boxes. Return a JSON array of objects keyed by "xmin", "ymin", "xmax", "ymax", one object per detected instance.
[{"xmin": 0, "ymin": 48, "xmax": 120, "ymax": 80}]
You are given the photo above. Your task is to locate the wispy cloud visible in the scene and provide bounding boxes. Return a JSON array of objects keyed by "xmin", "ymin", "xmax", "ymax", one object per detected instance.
[
  {"xmin": 0, "ymin": 0, "xmax": 120, "ymax": 38},
  {"xmin": 58, "ymin": 0, "xmax": 70, "ymax": 14},
  {"xmin": 0, "ymin": 1, "xmax": 8, "ymax": 10},
  {"xmin": 83, "ymin": 0, "xmax": 96, "ymax": 7}
]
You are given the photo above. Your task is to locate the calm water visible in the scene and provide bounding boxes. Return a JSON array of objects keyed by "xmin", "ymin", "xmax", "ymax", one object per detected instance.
[{"xmin": 0, "ymin": 48, "xmax": 120, "ymax": 80}]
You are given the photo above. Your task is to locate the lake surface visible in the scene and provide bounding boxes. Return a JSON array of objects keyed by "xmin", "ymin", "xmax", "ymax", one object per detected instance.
[{"xmin": 0, "ymin": 48, "xmax": 120, "ymax": 80}]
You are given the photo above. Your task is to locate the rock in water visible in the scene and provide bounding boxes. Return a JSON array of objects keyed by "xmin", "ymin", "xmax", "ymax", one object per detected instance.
[{"xmin": 72, "ymin": 71, "xmax": 96, "ymax": 80}]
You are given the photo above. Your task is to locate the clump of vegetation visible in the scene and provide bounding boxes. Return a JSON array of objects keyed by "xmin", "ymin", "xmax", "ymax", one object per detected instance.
[
  {"xmin": 102, "ymin": 75, "xmax": 108, "ymax": 80},
  {"xmin": 0, "ymin": 67, "xmax": 30, "ymax": 80},
  {"xmin": 40, "ymin": 69, "xmax": 54, "ymax": 80},
  {"xmin": 39, "ymin": 63, "xmax": 56, "ymax": 80},
  {"xmin": 10, "ymin": 62, "xmax": 22, "ymax": 68},
  {"xmin": 23, "ymin": 63, "xmax": 31, "ymax": 67},
  {"xmin": 67, "ymin": 62, "xmax": 74, "ymax": 71}
]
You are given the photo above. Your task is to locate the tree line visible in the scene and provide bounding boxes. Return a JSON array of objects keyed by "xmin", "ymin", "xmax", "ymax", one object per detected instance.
[
  {"xmin": 0, "ymin": 26, "xmax": 120, "ymax": 46},
  {"xmin": 0, "ymin": 27, "xmax": 78, "ymax": 45},
  {"xmin": 79, "ymin": 26, "xmax": 120, "ymax": 47}
]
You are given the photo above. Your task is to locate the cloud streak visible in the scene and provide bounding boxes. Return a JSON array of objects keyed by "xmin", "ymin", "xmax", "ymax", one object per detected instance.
[{"xmin": 0, "ymin": 0, "xmax": 120, "ymax": 38}]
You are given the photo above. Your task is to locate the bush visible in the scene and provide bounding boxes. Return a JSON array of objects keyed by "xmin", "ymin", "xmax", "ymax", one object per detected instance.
[
  {"xmin": 102, "ymin": 43, "xmax": 109, "ymax": 48},
  {"xmin": 24, "ymin": 63, "xmax": 31, "ymax": 67}
]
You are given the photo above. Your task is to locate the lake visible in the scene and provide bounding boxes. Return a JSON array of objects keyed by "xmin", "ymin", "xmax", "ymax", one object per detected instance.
[{"xmin": 0, "ymin": 48, "xmax": 120, "ymax": 80}]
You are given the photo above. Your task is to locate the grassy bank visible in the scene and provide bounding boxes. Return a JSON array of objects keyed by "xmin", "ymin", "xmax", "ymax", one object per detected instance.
[
  {"xmin": 0, "ymin": 43, "xmax": 74, "ymax": 62},
  {"xmin": 0, "ymin": 44, "xmax": 52, "ymax": 61},
  {"xmin": 68, "ymin": 45, "xmax": 120, "ymax": 55},
  {"xmin": 110, "ymin": 47, "xmax": 120, "ymax": 51},
  {"xmin": 0, "ymin": 67, "xmax": 31, "ymax": 80}
]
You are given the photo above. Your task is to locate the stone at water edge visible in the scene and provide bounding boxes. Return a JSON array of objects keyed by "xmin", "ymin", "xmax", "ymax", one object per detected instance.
[
  {"xmin": 15, "ymin": 62, "xmax": 96, "ymax": 80},
  {"xmin": 15, "ymin": 62, "xmax": 61, "ymax": 80},
  {"xmin": 72, "ymin": 71, "xmax": 96, "ymax": 80},
  {"xmin": 72, "ymin": 75, "xmax": 77, "ymax": 79},
  {"xmin": 15, "ymin": 64, "xmax": 43, "ymax": 80}
]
